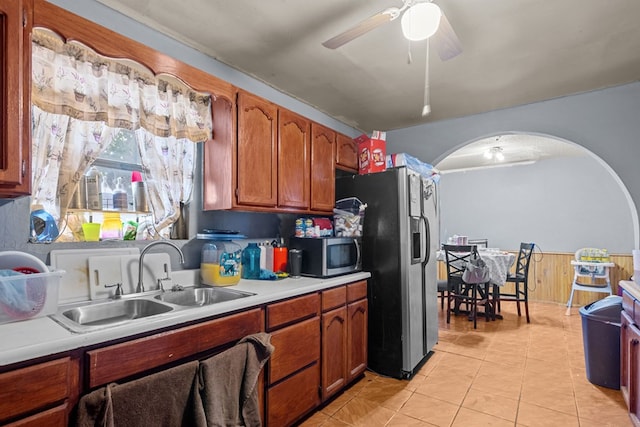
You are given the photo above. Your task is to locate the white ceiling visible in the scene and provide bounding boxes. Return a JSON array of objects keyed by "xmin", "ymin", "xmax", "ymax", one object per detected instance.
[
  {"xmin": 91, "ymin": 0, "xmax": 639, "ymax": 171},
  {"xmin": 94, "ymin": 0, "xmax": 640, "ymax": 134}
]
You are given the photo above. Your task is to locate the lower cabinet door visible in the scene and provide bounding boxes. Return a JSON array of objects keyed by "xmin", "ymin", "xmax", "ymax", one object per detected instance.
[
  {"xmin": 267, "ymin": 362, "xmax": 320, "ymax": 427},
  {"xmin": 348, "ymin": 298, "xmax": 368, "ymax": 381},
  {"xmin": 622, "ymin": 310, "xmax": 633, "ymax": 406},
  {"xmin": 322, "ymin": 306, "xmax": 347, "ymax": 401}
]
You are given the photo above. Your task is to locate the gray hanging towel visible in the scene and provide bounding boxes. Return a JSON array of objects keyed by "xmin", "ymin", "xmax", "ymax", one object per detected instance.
[
  {"xmin": 197, "ymin": 332, "xmax": 274, "ymax": 427},
  {"xmin": 76, "ymin": 360, "xmax": 203, "ymax": 427}
]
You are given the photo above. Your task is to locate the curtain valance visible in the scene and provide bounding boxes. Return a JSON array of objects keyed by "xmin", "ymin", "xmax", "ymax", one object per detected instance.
[{"xmin": 31, "ymin": 28, "xmax": 213, "ymax": 143}]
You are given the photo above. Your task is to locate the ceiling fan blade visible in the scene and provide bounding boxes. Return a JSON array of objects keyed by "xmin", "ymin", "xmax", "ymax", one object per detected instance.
[
  {"xmin": 430, "ymin": 10, "xmax": 462, "ymax": 61},
  {"xmin": 322, "ymin": 10, "xmax": 395, "ymax": 49}
]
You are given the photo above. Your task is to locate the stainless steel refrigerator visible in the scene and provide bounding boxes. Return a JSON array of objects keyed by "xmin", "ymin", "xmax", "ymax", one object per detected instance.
[{"xmin": 336, "ymin": 166, "xmax": 439, "ymax": 379}]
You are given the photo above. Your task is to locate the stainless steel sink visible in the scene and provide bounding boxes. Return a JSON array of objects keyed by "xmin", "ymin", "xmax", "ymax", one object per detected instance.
[
  {"xmin": 155, "ymin": 287, "xmax": 255, "ymax": 306},
  {"xmin": 56, "ymin": 298, "xmax": 174, "ymax": 331},
  {"xmin": 50, "ymin": 286, "xmax": 256, "ymax": 333}
]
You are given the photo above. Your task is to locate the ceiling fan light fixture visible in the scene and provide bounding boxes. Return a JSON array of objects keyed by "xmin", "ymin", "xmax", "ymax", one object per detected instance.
[
  {"xmin": 484, "ymin": 146, "xmax": 506, "ymax": 161},
  {"xmin": 401, "ymin": 2, "xmax": 442, "ymax": 41}
]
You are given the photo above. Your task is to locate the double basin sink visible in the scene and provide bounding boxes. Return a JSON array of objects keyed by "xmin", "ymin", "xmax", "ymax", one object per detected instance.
[{"xmin": 51, "ymin": 286, "xmax": 255, "ymax": 333}]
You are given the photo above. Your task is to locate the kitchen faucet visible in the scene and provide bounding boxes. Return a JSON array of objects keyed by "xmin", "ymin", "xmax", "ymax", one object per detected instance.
[{"xmin": 137, "ymin": 240, "xmax": 185, "ymax": 293}]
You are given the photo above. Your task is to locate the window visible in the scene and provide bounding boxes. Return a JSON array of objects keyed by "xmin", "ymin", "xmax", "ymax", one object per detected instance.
[{"xmin": 30, "ymin": 28, "xmax": 212, "ymax": 242}]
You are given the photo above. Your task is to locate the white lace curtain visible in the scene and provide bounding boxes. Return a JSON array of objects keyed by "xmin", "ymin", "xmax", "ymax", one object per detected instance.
[{"xmin": 30, "ymin": 28, "xmax": 212, "ymax": 238}]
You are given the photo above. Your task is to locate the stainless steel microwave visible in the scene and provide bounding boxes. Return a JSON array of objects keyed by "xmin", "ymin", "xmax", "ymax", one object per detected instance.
[{"xmin": 289, "ymin": 236, "xmax": 362, "ymax": 278}]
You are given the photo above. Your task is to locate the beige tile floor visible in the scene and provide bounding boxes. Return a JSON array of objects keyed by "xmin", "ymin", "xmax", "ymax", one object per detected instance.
[{"xmin": 300, "ymin": 301, "xmax": 630, "ymax": 426}]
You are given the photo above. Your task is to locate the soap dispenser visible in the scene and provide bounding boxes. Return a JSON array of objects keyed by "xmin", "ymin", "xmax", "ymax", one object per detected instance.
[
  {"xmin": 101, "ymin": 176, "xmax": 113, "ymax": 210},
  {"xmin": 112, "ymin": 177, "xmax": 128, "ymax": 210}
]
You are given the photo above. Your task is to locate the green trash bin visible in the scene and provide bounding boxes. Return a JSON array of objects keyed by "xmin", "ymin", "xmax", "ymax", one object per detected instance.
[{"xmin": 579, "ymin": 295, "xmax": 622, "ymax": 389}]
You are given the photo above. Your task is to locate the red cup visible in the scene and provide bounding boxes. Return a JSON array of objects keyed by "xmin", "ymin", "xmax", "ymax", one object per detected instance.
[{"xmin": 273, "ymin": 247, "xmax": 288, "ymax": 273}]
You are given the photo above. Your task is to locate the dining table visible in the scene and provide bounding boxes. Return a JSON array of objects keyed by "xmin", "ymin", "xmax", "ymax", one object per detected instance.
[
  {"xmin": 436, "ymin": 248, "xmax": 516, "ymax": 286},
  {"xmin": 437, "ymin": 247, "xmax": 517, "ymax": 321}
]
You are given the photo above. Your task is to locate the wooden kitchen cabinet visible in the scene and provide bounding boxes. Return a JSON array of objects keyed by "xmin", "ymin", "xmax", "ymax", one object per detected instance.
[
  {"xmin": 310, "ymin": 123, "xmax": 336, "ymax": 212},
  {"xmin": 321, "ymin": 286, "xmax": 348, "ymax": 400},
  {"xmin": 208, "ymin": 94, "xmax": 339, "ymax": 214},
  {"xmin": 266, "ymin": 293, "xmax": 321, "ymax": 426},
  {"xmin": 621, "ymin": 288, "xmax": 640, "ymax": 426},
  {"xmin": 321, "ymin": 280, "xmax": 368, "ymax": 401},
  {"xmin": 236, "ymin": 91, "xmax": 278, "ymax": 207},
  {"xmin": 0, "ymin": 357, "xmax": 75, "ymax": 426},
  {"xmin": 336, "ymin": 132, "xmax": 358, "ymax": 172},
  {"xmin": 278, "ymin": 108, "xmax": 310, "ymax": 209},
  {"xmin": 348, "ymin": 296, "xmax": 368, "ymax": 380},
  {"xmin": 0, "ymin": 0, "xmax": 31, "ymax": 197}
]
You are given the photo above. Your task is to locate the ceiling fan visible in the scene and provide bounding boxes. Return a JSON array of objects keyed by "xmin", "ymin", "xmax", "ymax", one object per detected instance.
[
  {"xmin": 322, "ymin": 0, "xmax": 462, "ymax": 117},
  {"xmin": 322, "ymin": 0, "xmax": 462, "ymax": 62}
]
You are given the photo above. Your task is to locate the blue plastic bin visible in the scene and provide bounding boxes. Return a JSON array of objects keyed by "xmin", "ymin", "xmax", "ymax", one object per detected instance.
[{"xmin": 579, "ymin": 295, "xmax": 622, "ymax": 389}]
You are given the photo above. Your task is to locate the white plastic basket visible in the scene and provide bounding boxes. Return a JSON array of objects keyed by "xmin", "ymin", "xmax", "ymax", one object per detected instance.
[{"xmin": 0, "ymin": 270, "xmax": 64, "ymax": 325}]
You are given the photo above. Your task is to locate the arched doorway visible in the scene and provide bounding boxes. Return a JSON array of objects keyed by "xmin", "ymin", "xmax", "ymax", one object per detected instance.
[{"xmin": 434, "ymin": 132, "xmax": 637, "ymax": 253}]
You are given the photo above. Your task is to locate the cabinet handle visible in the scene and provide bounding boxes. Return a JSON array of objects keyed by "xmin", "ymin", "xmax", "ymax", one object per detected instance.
[
  {"xmin": 21, "ymin": 160, "xmax": 26, "ymax": 178},
  {"xmin": 632, "ymin": 339, "xmax": 639, "ymax": 346}
]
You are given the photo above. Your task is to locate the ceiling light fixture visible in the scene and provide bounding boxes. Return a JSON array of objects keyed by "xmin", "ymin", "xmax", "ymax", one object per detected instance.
[
  {"xmin": 484, "ymin": 146, "xmax": 505, "ymax": 161},
  {"xmin": 401, "ymin": 2, "xmax": 442, "ymax": 41}
]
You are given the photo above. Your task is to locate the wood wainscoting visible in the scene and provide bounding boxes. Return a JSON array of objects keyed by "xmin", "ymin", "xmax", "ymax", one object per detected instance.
[{"xmin": 438, "ymin": 251, "xmax": 633, "ymax": 307}]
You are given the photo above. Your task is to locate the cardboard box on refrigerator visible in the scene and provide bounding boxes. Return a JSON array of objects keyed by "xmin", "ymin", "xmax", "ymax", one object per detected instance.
[{"xmin": 354, "ymin": 131, "xmax": 386, "ymax": 174}]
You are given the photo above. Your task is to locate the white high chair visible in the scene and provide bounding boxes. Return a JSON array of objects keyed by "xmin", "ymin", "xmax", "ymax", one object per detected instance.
[{"xmin": 566, "ymin": 248, "xmax": 614, "ymax": 313}]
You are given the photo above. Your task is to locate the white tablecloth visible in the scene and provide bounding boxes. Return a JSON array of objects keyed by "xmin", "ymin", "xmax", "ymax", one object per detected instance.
[
  {"xmin": 437, "ymin": 249, "xmax": 516, "ymax": 286},
  {"xmin": 479, "ymin": 250, "xmax": 516, "ymax": 286}
]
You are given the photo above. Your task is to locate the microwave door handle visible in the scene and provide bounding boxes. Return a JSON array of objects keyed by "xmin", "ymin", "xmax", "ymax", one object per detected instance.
[{"xmin": 355, "ymin": 239, "xmax": 362, "ymax": 267}]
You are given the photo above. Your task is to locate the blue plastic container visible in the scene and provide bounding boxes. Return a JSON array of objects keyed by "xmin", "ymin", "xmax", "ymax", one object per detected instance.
[
  {"xmin": 241, "ymin": 243, "xmax": 261, "ymax": 280},
  {"xmin": 30, "ymin": 206, "xmax": 59, "ymax": 243}
]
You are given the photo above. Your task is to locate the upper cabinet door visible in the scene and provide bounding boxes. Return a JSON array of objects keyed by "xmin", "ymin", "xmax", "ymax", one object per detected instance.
[
  {"xmin": 278, "ymin": 108, "xmax": 310, "ymax": 209},
  {"xmin": 336, "ymin": 133, "xmax": 358, "ymax": 172},
  {"xmin": 0, "ymin": 0, "xmax": 30, "ymax": 197},
  {"xmin": 236, "ymin": 91, "xmax": 278, "ymax": 207},
  {"xmin": 310, "ymin": 123, "xmax": 335, "ymax": 213}
]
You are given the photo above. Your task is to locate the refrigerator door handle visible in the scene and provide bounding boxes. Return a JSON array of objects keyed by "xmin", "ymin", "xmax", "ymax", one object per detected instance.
[{"xmin": 421, "ymin": 216, "xmax": 430, "ymax": 266}]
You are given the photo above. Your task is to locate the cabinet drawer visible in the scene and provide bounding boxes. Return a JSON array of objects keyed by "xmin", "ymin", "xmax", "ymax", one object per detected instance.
[
  {"xmin": 267, "ymin": 362, "xmax": 320, "ymax": 427},
  {"xmin": 347, "ymin": 280, "xmax": 367, "ymax": 303},
  {"xmin": 0, "ymin": 358, "xmax": 70, "ymax": 423},
  {"xmin": 322, "ymin": 286, "xmax": 346, "ymax": 312},
  {"xmin": 88, "ymin": 308, "xmax": 263, "ymax": 388},
  {"xmin": 269, "ymin": 316, "xmax": 320, "ymax": 384},
  {"xmin": 5, "ymin": 403, "xmax": 67, "ymax": 427},
  {"xmin": 267, "ymin": 293, "xmax": 319, "ymax": 330}
]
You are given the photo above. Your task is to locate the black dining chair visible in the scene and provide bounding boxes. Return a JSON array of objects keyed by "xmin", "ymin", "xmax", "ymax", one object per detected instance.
[
  {"xmin": 437, "ymin": 279, "xmax": 449, "ymax": 309},
  {"xmin": 443, "ymin": 244, "xmax": 493, "ymax": 328},
  {"xmin": 497, "ymin": 242, "xmax": 535, "ymax": 323},
  {"xmin": 468, "ymin": 239, "xmax": 489, "ymax": 248}
]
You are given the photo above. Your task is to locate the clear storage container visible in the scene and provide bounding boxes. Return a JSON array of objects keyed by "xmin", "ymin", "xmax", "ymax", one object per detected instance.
[
  {"xmin": 0, "ymin": 270, "xmax": 64, "ymax": 325},
  {"xmin": 200, "ymin": 240, "xmax": 242, "ymax": 286}
]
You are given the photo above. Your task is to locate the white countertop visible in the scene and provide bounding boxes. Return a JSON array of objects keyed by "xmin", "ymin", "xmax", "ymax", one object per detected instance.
[{"xmin": 0, "ymin": 271, "xmax": 371, "ymax": 367}]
